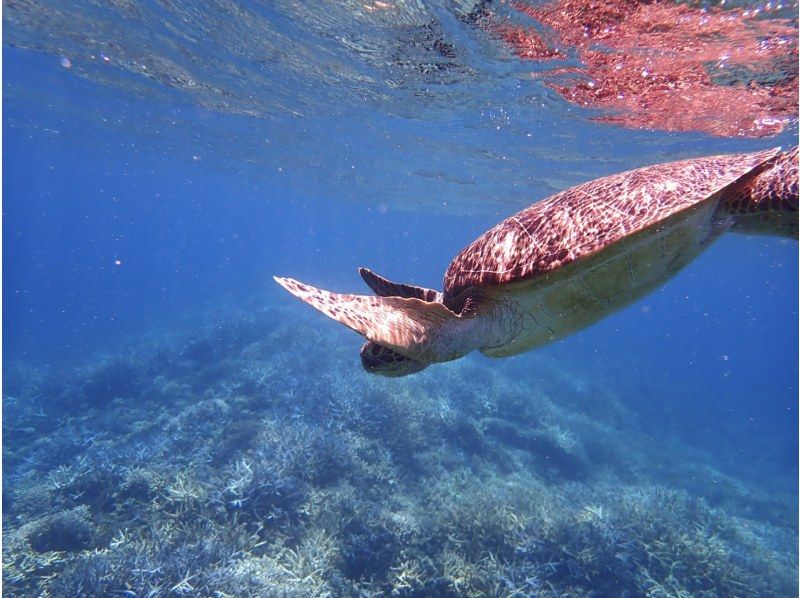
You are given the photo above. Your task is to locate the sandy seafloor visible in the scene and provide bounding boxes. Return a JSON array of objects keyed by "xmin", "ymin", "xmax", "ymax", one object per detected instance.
[{"xmin": 3, "ymin": 0, "xmax": 799, "ymax": 596}]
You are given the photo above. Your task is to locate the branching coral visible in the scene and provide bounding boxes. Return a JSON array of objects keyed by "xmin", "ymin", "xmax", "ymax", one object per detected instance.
[{"xmin": 2, "ymin": 307, "xmax": 795, "ymax": 597}]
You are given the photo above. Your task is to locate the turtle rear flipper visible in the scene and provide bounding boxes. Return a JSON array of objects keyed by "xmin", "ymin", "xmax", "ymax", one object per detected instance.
[
  {"xmin": 359, "ymin": 267, "xmax": 443, "ymax": 302},
  {"xmin": 359, "ymin": 341, "xmax": 429, "ymax": 376},
  {"xmin": 274, "ymin": 276, "xmax": 474, "ymax": 363},
  {"xmin": 357, "ymin": 268, "xmax": 437, "ymax": 375}
]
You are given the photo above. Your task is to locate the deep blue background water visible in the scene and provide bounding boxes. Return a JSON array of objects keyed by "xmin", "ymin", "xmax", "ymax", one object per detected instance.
[{"xmin": 4, "ymin": 0, "xmax": 798, "ymax": 516}]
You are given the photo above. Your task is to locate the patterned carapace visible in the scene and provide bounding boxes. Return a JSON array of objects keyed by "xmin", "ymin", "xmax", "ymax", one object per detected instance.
[{"xmin": 443, "ymin": 148, "xmax": 789, "ymax": 301}]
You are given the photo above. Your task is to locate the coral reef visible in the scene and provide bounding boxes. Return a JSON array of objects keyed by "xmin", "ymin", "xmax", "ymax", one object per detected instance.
[{"xmin": 2, "ymin": 306, "xmax": 796, "ymax": 596}]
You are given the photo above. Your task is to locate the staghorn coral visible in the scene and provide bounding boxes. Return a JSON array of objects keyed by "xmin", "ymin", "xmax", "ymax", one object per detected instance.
[{"xmin": 2, "ymin": 306, "xmax": 795, "ymax": 597}]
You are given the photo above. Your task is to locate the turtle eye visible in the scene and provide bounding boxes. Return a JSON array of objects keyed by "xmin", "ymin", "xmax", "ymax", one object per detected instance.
[{"xmin": 370, "ymin": 344, "xmax": 383, "ymax": 357}]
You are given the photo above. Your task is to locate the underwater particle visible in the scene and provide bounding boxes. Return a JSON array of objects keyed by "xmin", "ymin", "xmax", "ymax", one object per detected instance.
[
  {"xmin": 114, "ymin": 259, "xmax": 122, "ymax": 266},
  {"xmin": 378, "ymin": 203, "xmax": 389, "ymax": 214},
  {"xmin": 60, "ymin": 57, "xmax": 71, "ymax": 69}
]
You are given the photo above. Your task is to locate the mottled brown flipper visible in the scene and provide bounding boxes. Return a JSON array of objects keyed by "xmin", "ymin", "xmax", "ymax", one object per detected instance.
[
  {"xmin": 359, "ymin": 341, "xmax": 429, "ymax": 376},
  {"xmin": 359, "ymin": 268, "xmax": 443, "ymax": 302},
  {"xmin": 719, "ymin": 146, "xmax": 799, "ymax": 239},
  {"xmin": 357, "ymin": 268, "xmax": 437, "ymax": 375},
  {"xmin": 273, "ymin": 276, "xmax": 465, "ymax": 362}
]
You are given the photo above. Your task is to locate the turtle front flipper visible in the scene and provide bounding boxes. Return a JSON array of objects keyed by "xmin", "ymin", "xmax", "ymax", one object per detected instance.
[
  {"xmin": 721, "ymin": 146, "xmax": 798, "ymax": 239},
  {"xmin": 359, "ymin": 268, "xmax": 443, "ymax": 302},
  {"xmin": 273, "ymin": 276, "xmax": 477, "ymax": 364}
]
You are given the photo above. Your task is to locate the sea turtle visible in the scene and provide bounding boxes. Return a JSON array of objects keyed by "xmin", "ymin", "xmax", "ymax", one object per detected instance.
[{"xmin": 275, "ymin": 147, "xmax": 798, "ymax": 376}]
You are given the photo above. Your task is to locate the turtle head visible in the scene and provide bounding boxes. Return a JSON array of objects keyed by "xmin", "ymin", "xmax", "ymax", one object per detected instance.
[{"xmin": 360, "ymin": 341, "xmax": 429, "ymax": 377}]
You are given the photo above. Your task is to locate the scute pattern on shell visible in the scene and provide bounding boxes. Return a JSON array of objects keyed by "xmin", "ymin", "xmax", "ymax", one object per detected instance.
[{"xmin": 443, "ymin": 148, "xmax": 780, "ymax": 297}]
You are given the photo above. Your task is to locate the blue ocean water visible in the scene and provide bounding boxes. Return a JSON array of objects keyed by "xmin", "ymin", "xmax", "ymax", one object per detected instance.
[{"xmin": 3, "ymin": 1, "xmax": 798, "ymax": 595}]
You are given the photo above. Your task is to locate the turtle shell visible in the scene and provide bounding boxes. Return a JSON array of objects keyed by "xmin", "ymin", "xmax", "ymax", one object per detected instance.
[{"xmin": 443, "ymin": 148, "xmax": 780, "ymax": 299}]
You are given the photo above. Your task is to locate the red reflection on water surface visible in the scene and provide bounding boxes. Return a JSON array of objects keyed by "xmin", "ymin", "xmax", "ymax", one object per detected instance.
[{"xmin": 486, "ymin": 0, "xmax": 798, "ymax": 137}]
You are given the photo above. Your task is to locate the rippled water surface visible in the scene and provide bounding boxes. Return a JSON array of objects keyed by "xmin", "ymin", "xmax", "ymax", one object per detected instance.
[{"xmin": 7, "ymin": 0, "xmax": 797, "ymax": 214}]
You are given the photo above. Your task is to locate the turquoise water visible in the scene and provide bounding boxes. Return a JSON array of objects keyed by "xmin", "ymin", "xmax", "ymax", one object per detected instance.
[{"xmin": 3, "ymin": 1, "xmax": 798, "ymax": 595}]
